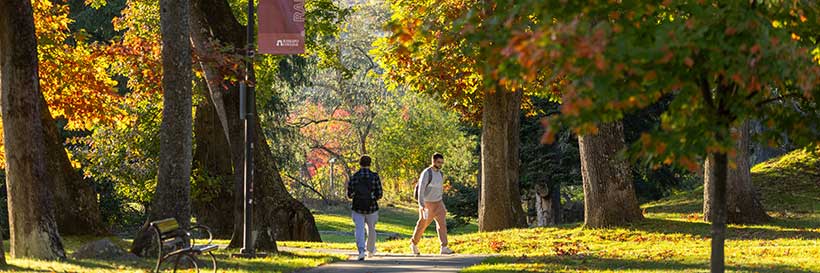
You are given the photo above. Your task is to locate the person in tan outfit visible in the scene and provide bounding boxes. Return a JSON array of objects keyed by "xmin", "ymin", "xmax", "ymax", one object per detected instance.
[{"xmin": 409, "ymin": 153, "xmax": 454, "ymax": 255}]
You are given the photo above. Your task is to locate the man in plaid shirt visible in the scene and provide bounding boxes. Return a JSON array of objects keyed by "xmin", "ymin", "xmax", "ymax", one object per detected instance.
[{"xmin": 346, "ymin": 155, "xmax": 382, "ymax": 260}]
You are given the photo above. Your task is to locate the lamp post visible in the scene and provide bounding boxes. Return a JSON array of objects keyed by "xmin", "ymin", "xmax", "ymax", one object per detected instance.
[
  {"xmin": 233, "ymin": 0, "xmax": 304, "ymax": 258},
  {"xmin": 328, "ymin": 157, "xmax": 336, "ymax": 198},
  {"xmin": 233, "ymin": 0, "xmax": 263, "ymax": 259}
]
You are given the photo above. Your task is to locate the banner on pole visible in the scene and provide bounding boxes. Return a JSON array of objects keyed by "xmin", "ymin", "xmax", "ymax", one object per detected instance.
[{"xmin": 258, "ymin": 0, "xmax": 305, "ymax": 55}]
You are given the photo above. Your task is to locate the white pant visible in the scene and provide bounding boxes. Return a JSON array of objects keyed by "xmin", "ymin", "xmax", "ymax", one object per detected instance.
[{"xmin": 352, "ymin": 211, "xmax": 378, "ymax": 254}]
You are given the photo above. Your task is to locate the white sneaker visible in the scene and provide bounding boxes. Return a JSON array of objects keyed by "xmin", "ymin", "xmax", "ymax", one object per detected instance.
[
  {"xmin": 409, "ymin": 242, "xmax": 420, "ymax": 255},
  {"xmin": 357, "ymin": 252, "xmax": 366, "ymax": 261},
  {"xmin": 367, "ymin": 251, "xmax": 375, "ymax": 258},
  {"xmin": 440, "ymin": 246, "xmax": 455, "ymax": 255}
]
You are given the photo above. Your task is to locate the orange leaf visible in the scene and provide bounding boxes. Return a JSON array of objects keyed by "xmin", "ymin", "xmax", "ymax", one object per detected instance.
[{"xmin": 750, "ymin": 44, "xmax": 761, "ymax": 54}]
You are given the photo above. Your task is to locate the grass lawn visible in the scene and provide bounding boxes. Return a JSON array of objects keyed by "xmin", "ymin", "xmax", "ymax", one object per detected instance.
[
  {"xmin": 278, "ymin": 203, "xmax": 478, "ymax": 250},
  {"xmin": 449, "ymin": 148, "xmax": 819, "ymax": 272},
  {"xmin": 284, "ymin": 148, "xmax": 820, "ymax": 272},
  {"xmin": 1, "ymin": 149, "xmax": 816, "ymax": 272},
  {"xmin": 0, "ymin": 236, "xmax": 346, "ymax": 272}
]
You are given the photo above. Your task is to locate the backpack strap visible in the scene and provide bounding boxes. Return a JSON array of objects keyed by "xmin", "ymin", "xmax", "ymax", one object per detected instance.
[{"xmin": 426, "ymin": 168, "xmax": 433, "ymax": 187}]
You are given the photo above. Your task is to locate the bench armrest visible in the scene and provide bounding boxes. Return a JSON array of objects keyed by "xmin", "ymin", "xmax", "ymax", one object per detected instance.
[{"xmin": 188, "ymin": 224, "xmax": 214, "ymax": 246}]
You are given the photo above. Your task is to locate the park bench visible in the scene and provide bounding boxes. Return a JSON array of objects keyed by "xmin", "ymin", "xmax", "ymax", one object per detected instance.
[{"xmin": 149, "ymin": 218, "xmax": 218, "ymax": 273}]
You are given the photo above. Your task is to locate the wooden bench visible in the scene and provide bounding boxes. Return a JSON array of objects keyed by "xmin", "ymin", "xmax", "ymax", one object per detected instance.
[{"xmin": 149, "ymin": 218, "xmax": 218, "ymax": 273}]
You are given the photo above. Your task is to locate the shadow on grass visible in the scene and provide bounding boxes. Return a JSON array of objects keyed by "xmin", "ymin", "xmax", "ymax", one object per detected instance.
[
  {"xmin": 466, "ymin": 255, "xmax": 813, "ymax": 273},
  {"xmin": 627, "ymin": 217, "xmax": 820, "ymax": 240},
  {"xmin": 0, "ymin": 257, "xmax": 152, "ymax": 272},
  {"xmin": 0, "ymin": 251, "xmax": 341, "ymax": 273},
  {"xmin": 212, "ymin": 252, "xmax": 344, "ymax": 272}
]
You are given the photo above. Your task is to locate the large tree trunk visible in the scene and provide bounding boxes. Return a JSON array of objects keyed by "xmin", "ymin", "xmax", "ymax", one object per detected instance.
[
  {"xmin": 703, "ymin": 120, "xmax": 770, "ymax": 224},
  {"xmin": 40, "ymin": 94, "xmax": 107, "ymax": 235},
  {"xmin": 131, "ymin": 0, "xmax": 193, "ymax": 255},
  {"xmin": 0, "ymin": 0, "xmax": 66, "ymax": 260},
  {"xmin": 708, "ymin": 151, "xmax": 728, "ymax": 273},
  {"xmin": 192, "ymin": 87, "xmax": 235, "ymax": 236},
  {"xmin": 478, "ymin": 90, "xmax": 526, "ymax": 231},
  {"xmin": 189, "ymin": 0, "xmax": 321, "ymax": 250},
  {"xmin": 506, "ymin": 91, "xmax": 528, "ymax": 227},
  {"xmin": 578, "ymin": 121, "xmax": 643, "ymax": 228}
]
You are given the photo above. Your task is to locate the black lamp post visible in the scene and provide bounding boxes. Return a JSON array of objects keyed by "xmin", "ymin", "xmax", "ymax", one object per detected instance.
[{"xmin": 233, "ymin": 0, "xmax": 264, "ymax": 258}]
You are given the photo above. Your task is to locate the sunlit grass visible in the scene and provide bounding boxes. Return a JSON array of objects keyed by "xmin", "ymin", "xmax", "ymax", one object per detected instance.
[
  {"xmin": 0, "ymin": 238, "xmax": 345, "ymax": 272},
  {"xmin": 277, "ymin": 148, "xmax": 820, "ymax": 272},
  {"xmin": 278, "ymin": 203, "xmax": 477, "ymax": 250},
  {"xmin": 448, "ymin": 148, "xmax": 820, "ymax": 272},
  {"xmin": 3, "ymin": 150, "xmax": 816, "ymax": 272}
]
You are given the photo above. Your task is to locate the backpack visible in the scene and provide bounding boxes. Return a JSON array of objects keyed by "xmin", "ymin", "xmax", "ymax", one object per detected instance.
[
  {"xmin": 351, "ymin": 173, "xmax": 375, "ymax": 212},
  {"xmin": 413, "ymin": 168, "xmax": 435, "ymax": 200}
]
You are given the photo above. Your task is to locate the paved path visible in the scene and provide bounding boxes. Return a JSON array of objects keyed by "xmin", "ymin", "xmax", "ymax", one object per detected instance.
[{"xmin": 283, "ymin": 247, "xmax": 488, "ymax": 273}]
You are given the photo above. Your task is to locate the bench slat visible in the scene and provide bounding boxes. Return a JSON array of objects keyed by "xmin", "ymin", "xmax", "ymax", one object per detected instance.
[{"xmin": 151, "ymin": 218, "xmax": 180, "ymax": 234}]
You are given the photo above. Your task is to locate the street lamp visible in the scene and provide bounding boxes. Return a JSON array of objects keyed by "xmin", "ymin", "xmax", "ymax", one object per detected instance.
[
  {"xmin": 233, "ymin": 0, "xmax": 304, "ymax": 259},
  {"xmin": 328, "ymin": 157, "xmax": 337, "ymax": 198}
]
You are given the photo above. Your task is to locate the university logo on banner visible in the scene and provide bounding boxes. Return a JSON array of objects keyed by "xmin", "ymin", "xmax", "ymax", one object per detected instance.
[{"xmin": 258, "ymin": 0, "xmax": 305, "ymax": 55}]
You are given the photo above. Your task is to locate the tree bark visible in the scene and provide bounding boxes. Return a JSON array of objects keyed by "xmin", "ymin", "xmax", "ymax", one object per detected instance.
[
  {"xmin": 192, "ymin": 87, "xmax": 235, "ymax": 236},
  {"xmin": 131, "ymin": 0, "xmax": 193, "ymax": 255},
  {"xmin": 550, "ymin": 181, "xmax": 561, "ymax": 224},
  {"xmin": 506, "ymin": 91, "xmax": 528, "ymax": 227},
  {"xmin": 534, "ymin": 182, "xmax": 557, "ymax": 226},
  {"xmin": 0, "ymin": 0, "xmax": 66, "ymax": 260},
  {"xmin": 40, "ymin": 93, "xmax": 107, "ymax": 235},
  {"xmin": 709, "ymin": 152, "xmax": 728, "ymax": 273},
  {"xmin": 478, "ymin": 89, "xmax": 526, "ymax": 231},
  {"xmin": 578, "ymin": 121, "xmax": 643, "ymax": 228},
  {"xmin": 189, "ymin": 0, "xmax": 321, "ymax": 249},
  {"xmin": 703, "ymin": 120, "xmax": 770, "ymax": 224}
]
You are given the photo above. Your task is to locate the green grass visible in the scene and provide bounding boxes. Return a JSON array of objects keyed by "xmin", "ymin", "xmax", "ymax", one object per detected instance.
[
  {"xmin": 277, "ymin": 203, "xmax": 477, "ymax": 250},
  {"xmin": 0, "ymin": 237, "xmax": 345, "ymax": 272},
  {"xmin": 276, "ymin": 149, "xmax": 820, "ymax": 272},
  {"xmin": 2, "ymin": 149, "xmax": 817, "ymax": 272},
  {"xmin": 443, "ymin": 148, "xmax": 820, "ymax": 272}
]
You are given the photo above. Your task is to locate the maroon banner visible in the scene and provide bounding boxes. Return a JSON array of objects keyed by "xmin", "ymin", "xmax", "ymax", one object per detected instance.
[{"xmin": 258, "ymin": 0, "xmax": 305, "ymax": 55}]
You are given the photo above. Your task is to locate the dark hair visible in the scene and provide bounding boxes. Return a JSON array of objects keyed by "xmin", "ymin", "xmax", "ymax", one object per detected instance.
[
  {"xmin": 432, "ymin": 153, "xmax": 444, "ymax": 162},
  {"xmin": 359, "ymin": 155, "xmax": 372, "ymax": 167}
]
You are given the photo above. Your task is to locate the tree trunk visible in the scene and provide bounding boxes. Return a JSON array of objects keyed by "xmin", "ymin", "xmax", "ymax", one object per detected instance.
[
  {"xmin": 708, "ymin": 152, "xmax": 728, "ymax": 273},
  {"xmin": 534, "ymin": 182, "xmax": 556, "ymax": 226},
  {"xmin": 0, "ymin": 0, "xmax": 66, "ymax": 260},
  {"xmin": 189, "ymin": 0, "xmax": 321, "ymax": 249},
  {"xmin": 192, "ymin": 86, "xmax": 235, "ymax": 236},
  {"xmin": 550, "ymin": 181, "xmax": 561, "ymax": 224},
  {"xmin": 478, "ymin": 90, "xmax": 526, "ymax": 231},
  {"xmin": 703, "ymin": 120, "xmax": 770, "ymax": 224},
  {"xmin": 477, "ymin": 152, "xmax": 482, "ymax": 212},
  {"xmin": 131, "ymin": 0, "xmax": 193, "ymax": 255},
  {"xmin": 506, "ymin": 91, "xmax": 528, "ymax": 227},
  {"xmin": 578, "ymin": 121, "xmax": 643, "ymax": 228},
  {"xmin": 40, "ymin": 93, "xmax": 107, "ymax": 235}
]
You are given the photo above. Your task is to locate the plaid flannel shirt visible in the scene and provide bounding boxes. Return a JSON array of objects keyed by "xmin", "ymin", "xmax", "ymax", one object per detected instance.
[{"xmin": 347, "ymin": 168, "xmax": 383, "ymax": 214}]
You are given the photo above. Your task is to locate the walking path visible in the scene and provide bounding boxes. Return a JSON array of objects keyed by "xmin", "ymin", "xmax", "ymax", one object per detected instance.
[{"xmin": 282, "ymin": 247, "xmax": 488, "ymax": 273}]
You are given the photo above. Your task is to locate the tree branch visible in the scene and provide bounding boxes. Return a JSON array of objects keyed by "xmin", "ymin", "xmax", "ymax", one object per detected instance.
[
  {"xmin": 285, "ymin": 173, "xmax": 329, "ymax": 205},
  {"xmin": 308, "ymin": 143, "xmax": 354, "ymax": 178},
  {"xmin": 352, "ymin": 45, "xmax": 378, "ymax": 71},
  {"xmin": 699, "ymin": 72, "xmax": 715, "ymax": 111},
  {"xmin": 755, "ymin": 93, "xmax": 808, "ymax": 108}
]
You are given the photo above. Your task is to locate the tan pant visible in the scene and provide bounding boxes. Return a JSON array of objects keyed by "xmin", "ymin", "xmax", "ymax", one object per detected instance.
[{"xmin": 410, "ymin": 201, "xmax": 448, "ymax": 247}]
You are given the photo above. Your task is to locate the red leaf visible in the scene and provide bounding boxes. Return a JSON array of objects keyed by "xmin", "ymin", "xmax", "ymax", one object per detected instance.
[{"xmin": 684, "ymin": 57, "xmax": 694, "ymax": 67}]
